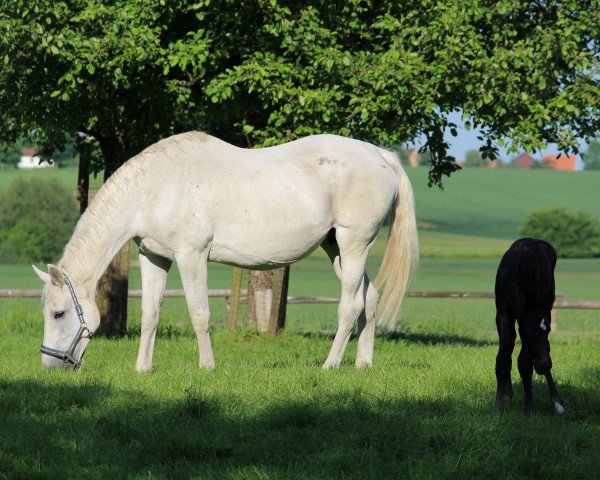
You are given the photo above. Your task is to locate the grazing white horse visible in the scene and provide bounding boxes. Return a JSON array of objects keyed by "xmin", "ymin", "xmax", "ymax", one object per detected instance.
[{"xmin": 33, "ymin": 132, "xmax": 418, "ymax": 371}]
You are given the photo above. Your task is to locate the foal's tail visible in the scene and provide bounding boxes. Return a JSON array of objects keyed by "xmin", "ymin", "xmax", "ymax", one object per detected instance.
[{"xmin": 373, "ymin": 148, "xmax": 419, "ymax": 330}]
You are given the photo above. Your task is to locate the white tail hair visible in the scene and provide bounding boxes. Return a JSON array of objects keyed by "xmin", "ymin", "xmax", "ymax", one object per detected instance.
[{"xmin": 373, "ymin": 148, "xmax": 419, "ymax": 330}]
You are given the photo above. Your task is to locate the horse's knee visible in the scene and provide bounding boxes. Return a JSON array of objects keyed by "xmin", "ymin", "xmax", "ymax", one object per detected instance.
[{"xmin": 189, "ymin": 306, "xmax": 210, "ymax": 330}]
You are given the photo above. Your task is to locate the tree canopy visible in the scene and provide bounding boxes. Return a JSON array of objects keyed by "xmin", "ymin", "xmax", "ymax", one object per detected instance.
[{"xmin": 1, "ymin": 0, "xmax": 599, "ymax": 186}]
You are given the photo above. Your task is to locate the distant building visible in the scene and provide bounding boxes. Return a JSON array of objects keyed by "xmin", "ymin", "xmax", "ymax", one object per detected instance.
[
  {"xmin": 512, "ymin": 153, "xmax": 535, "ymax": 169},
  {"xmin": 17, "ymin": 148, "xmax": 53, "ymax": 169},
  {"xmin": 542, "ymin": 154, "xmax": 576, "ymax": 171}
]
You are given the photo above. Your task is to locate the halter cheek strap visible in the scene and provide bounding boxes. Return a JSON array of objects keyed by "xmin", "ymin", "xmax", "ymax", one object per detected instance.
[{"xmin": 40, "ymin": 273, "xmax": 93, "ymax": 368}]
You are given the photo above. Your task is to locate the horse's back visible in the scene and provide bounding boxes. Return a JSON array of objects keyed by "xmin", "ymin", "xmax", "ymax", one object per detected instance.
[{"xmin": 133, "ymin": 132, "xmax": 399, "ymax": 267}]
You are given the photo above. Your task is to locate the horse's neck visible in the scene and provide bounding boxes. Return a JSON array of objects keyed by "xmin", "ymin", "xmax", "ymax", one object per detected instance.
[
  {"xmin": 59, "ymin": 164, "xmax": 142, "ymax": 294},
  {"xmin": 60, "ymin": 210, "xmax": 135, "ymax": 295}
]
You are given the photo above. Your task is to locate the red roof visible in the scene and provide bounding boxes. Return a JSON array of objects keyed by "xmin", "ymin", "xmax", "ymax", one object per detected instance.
[
  {"xmin": 21, "ymin": 148, "xmax": 37, "ymax": 156},
  {"xmin": 513, "ymin": 153, "xmax": 535, "ymax": 169},
  {"xmin": 543, "ymin": 154, "xmax": 576, "ymax": 171}
]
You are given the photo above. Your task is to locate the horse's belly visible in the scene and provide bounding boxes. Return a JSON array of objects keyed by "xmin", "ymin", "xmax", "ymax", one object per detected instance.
[{"xmin": 208, "ymin": 222, "xmax": 327, "ymax": 269}]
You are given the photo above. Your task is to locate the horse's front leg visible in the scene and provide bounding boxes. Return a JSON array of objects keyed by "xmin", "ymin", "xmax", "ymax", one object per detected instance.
[
  {"xmin": 176, "ymin": 248, "xmax": 215, "ymax": 369},
  {"xmin": 545, "ymin": 371, "xmax": 565, "ymax": 414},
  {"xmin": 495, "ymin": 311, "xmax": 516, "ymax": 413},
  {"xmin": 136, "ymin": 251, "xmax": 172, "ymax": 372}
]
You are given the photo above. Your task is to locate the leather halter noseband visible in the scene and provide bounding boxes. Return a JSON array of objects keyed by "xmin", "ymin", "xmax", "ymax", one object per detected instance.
[{"xmin": 40, "ymin": 273, "xmax": 93, "ymax": 368}]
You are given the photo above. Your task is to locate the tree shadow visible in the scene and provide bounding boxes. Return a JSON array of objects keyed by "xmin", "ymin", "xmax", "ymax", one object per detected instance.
[{"xmin": 2, "ymin": 376, "xmax": 599, "ymax": 479}]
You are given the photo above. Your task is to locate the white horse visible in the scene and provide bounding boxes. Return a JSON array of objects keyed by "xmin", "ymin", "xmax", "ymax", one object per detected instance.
[{"xmin": 33, "ymin": 132, "xmax": 418, "ymax": 371}]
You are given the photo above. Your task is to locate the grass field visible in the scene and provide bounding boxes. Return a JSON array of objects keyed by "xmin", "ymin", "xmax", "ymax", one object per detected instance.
[{"xmin": 1, "ymin": 166, "xmax": 600, "ymax": 479}]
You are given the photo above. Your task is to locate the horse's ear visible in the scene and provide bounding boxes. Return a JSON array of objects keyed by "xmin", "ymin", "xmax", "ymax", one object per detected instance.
[
  {"xmin": 32, "ymin": 265, "xmax": 50, "ymax": 284},
  {"xmin": 47, "ymin": 264, "xmax": 65, "ymax": 288}
]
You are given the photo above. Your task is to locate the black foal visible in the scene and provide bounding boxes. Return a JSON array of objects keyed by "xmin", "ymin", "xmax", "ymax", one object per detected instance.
[{"xmin": 495, "ymin": 238, "xmax": 564, "ymax": 414}]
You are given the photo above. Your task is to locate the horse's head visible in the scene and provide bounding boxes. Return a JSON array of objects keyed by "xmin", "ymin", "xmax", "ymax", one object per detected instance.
[
  {"xmin": 520, "ymin": 313, "xmax": 553, "ymax": 375},
  {"xmin": 33, "ymin": 264, "xmax": 99, "ymax": 369}
]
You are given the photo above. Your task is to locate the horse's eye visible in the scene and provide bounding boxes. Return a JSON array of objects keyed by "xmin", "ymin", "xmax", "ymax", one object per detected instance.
[{"xmin": 54, "ymin": 311, "xmax": 65, "ymax": 319}]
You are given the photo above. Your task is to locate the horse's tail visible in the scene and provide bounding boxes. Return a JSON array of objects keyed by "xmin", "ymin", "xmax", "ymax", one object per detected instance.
[{"xmin": 373, "ymin": 148, "xmax": 419, "ymax": 330}]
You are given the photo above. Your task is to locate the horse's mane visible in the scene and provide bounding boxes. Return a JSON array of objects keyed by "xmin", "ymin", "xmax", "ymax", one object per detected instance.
[
  {"xmin": 60, "ymin": 132, "xmax": 216, "ymax": 279},
  {"xmin": 60, "ymin": 152, "xmax": 147, "ymax": 278}
]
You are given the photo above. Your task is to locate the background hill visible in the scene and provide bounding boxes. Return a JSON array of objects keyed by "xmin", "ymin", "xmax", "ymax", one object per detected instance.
[{"xmin": 407, "ymin": 167, "xmax": 600, "ymax": 240}]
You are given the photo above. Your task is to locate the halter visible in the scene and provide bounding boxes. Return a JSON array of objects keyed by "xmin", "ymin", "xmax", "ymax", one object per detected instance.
[{"xmin": 40, "ymin": 273, "xmax": 93, "ymax": 368}]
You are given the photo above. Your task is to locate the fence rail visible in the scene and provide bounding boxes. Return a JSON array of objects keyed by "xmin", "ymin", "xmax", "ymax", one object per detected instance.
[{"xmin": 2, "ymin": 289, "xmax": 599, "ymax": 309}]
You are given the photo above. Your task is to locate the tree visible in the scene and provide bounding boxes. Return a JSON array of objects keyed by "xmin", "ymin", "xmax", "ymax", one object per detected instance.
[
  {"xmin": 0, "ymin": 138, "xmax": 24, "ymax": 169},
  {"xmin": 582, "ymin": 140, "xmax": 600, "ymax": 170},
  {"xmin": 463, "ymin": 149, "xmax": 486, "ymax": 167},
  {"xmin": 519, "ymin": 208, "xmax": 600, "ymax": 258},
  {"xmin": 2, "ymin": 1, "xmax": 599, "ymax": 331}
]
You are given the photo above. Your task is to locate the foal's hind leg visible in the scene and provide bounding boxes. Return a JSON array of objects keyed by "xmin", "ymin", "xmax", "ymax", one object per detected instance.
[
  {"xmin": 136, "ymin": 251, "xmax": 172, "ymax": 372},
  {"xmin": 495, "ymin": 310, "xmax": 516, "ymax": 412},
  {"xmin": 175, "ymin": 248, "xmax": 215, "ymax": 369},
  {"xmin": 322, "ymin": 228, "xmax": 375, "ymax": 369}
]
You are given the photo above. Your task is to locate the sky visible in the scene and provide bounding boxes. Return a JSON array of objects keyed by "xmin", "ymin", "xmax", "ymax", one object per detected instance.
[{"xmin": 426, "ymin": 111, "xmax": 587, "ymax": 170}]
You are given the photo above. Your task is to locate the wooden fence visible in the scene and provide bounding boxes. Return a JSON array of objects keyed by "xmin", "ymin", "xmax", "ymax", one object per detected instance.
[{"xmin": 2, "ymin": 288, "xmax": 599, "ymax": 310}]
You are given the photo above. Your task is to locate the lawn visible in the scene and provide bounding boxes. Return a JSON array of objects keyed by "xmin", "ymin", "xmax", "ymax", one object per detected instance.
[
  {"xmin": 2, "ymin": 279, "xmax": 600, "ymax": 479},
  {"xmin": 1, "ymin": 166, "xmax": 600, "ymax": 479}
]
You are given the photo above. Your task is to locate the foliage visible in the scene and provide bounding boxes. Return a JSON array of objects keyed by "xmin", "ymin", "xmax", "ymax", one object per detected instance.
[
  {"xmin": 582, "ymin": 140, "xmax": 600, "ymax": 170},
  {"xmin": 0, "ymin": 138, "xmax": 24, "ymax": 168},
  {"xmin": 0, "ymin": 178, "xmax": 79, "ymax": 263},
  {"xmin": 1, "ymin": 1, "xmax": 599, "ymax": 186},
  {"xmin": 519, "ymin": 207, "xmax": 600, "ymax": 258},
  {"xmin": 463, "ymin": 149, "xmax": 486, "ymax": 167}
]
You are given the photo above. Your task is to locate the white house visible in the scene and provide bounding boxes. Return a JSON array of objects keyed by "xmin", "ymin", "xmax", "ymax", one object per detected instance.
[{"xmin": 17, "ymin": 148, "xmax": 53, "ymax": 169}]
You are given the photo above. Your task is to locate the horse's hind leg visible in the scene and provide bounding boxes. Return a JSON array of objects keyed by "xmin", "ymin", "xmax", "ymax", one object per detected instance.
[
  {"xmin": 495, "ymin": 310, "xmax": 516, "ymax": 412},
  {"xmin": 355, "ymin": 273, "xmax": 378, "ymax": 367},
  {"xmin": 545, "ymin": 371, "xmax": 565, "ymax": 414},
  {"xmin": 322, "ymin": 228, "xmax": 375, "ymax": 369},
  {"xmin": 136, "ymin": 251, "xmax": 172, "ymax": 372},
  {"xmin": 175, "ymin": 248, "xmax": 215, "ymax": 369}
]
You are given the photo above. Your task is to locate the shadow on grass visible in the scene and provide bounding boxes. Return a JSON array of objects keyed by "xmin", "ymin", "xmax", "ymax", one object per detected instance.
[
  {"xmin": 302, "ymin": 330, "xmax": 492, "ymax": 347},
  {"xmin": 2, "ymin": 376, "xmax": 600, "ymax": 479}
]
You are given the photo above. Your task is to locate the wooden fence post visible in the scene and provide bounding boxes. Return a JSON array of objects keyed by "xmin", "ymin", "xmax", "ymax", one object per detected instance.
[{"xmin": 267, "ymin": 266, "xmax": 289, "ymax": 337}]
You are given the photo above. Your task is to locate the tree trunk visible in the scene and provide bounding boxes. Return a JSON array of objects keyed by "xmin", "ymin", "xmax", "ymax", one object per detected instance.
[
  {"xmin": 75, "ymin": 137, "xmax": 90, "ymax": 215},
  {"xmin": 246, "ymin": 267, "xmax": 289, "ymax": 334},
  {"xmin": 247, "ymin": 270, "xmax": 273, "ymax": 332},
  {"xmin": 92, "ymin": 135, "xmax": 130, "ymax": 337}
]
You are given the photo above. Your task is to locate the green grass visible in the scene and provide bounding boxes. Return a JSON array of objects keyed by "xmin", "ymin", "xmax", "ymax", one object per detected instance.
[
  {"xmin": 2, "ymin": 293, "xmax": 600, "ymax": 479},
  {"xmin": 2, "ymin": 165, "xmax": 600, "ymax": 478}
]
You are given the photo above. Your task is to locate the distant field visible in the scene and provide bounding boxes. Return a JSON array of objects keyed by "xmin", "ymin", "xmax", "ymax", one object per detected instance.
[
  {"xmin": 0, "ymin": 166, "xmax": 78, "ymax": 191},
  {"xmin": 407, "ymin": 167, "xmax": 600, "ymax": 239}
]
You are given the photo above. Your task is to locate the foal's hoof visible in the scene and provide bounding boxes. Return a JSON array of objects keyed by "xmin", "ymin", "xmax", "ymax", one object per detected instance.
[{"xmin": 554, "ymin": 401, "xmax": 565, "ymax": 414}]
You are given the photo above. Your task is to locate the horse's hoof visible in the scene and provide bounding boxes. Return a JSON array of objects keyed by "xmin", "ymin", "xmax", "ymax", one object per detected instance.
[{"xmin": 554, "ymin": 402, "xmax": 565, "ymax": 414}]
